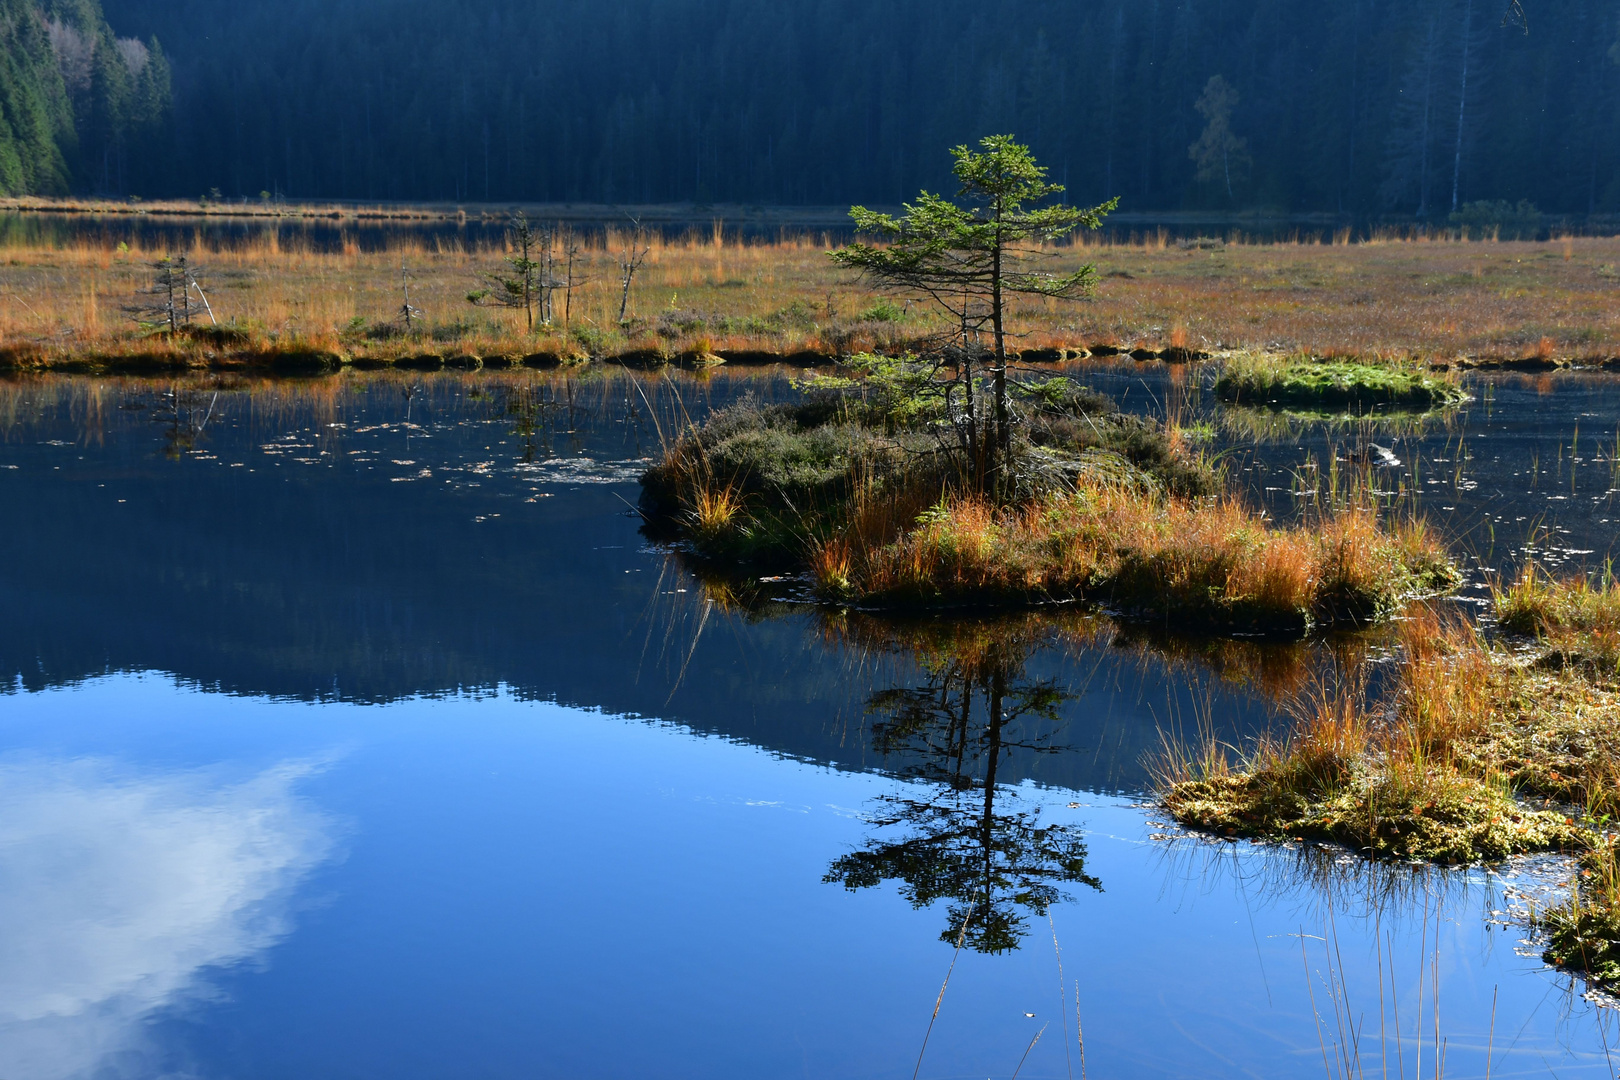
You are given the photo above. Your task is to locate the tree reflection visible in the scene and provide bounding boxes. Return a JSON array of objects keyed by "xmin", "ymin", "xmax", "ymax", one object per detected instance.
[
  {"xmin": 156, "ymin": 384, "xmax": 219, "ymax": 459},
  {"xmin": 825, "ymin": 622, "xmax": 1101, "ymax": 952}
]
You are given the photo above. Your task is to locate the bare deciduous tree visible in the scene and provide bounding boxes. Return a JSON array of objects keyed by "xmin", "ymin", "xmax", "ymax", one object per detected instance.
[{"xmin": 616, "ymin": 220, "xmax": 651, "ymax": 322}]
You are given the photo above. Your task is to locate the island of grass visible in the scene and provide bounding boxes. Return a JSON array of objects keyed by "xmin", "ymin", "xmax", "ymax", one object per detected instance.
[
  {"xmin": 638, "ymin": 357, "xmax": 1458, "ymax": 636},
  {"xmin": 640, "ymin": 137, "xmax": 1457, "ymax": 638},
  {"xmin": 1215, "ymin": 352, "xmax": 1471, "ymax": 410}
]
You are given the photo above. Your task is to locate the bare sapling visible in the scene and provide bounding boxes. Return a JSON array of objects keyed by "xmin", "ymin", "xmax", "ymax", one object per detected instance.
[
  {"xmin": 399, "ymin": 263, "xmax": 423, "ymax": 331},
  {"xmin": 467, "ymin": 212, "xmax": 559, "ymax": 330},
  {"xmin": 561, "ymin": 225, "xmax": 585, "ymax": 329},
  {"xmin": 185, "ymin": 262, "xmax": 217, "ymax": 326},
  {"xmin": 128, "ymin": 254, "xmax": 208, "ymax": 333},
  {"xmin": 617, "ymin": 219, "xmax": 651, "ymax": 322}
]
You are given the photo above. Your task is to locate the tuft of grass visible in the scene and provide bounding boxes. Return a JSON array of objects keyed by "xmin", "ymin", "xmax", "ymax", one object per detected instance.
[
  {"xmin": 1214, "ymin": 352, "xmax": 1470, "ymax": 410},
  {"xmin": 1161, "ymin": 576, "xmax": 1620, "ymax": 988},
  {"xmin": 1161, "ymin": 612, "xmax": 1586, "ymax": 862},
  {"xmin": 1540, "ymin": 838, "xmax": 1620, "ymax": 983},
  {"xmin": 1495, "ymin": 562, "xmax": 1620, "ymax": 676},
  {"xmin": 823, "ymin": 483, "xmax": 1456, "ymax": 634}
]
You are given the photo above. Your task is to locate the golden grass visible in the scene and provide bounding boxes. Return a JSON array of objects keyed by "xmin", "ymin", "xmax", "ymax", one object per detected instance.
[
  {"xmin": 819, "ymin": 477, "xmax": 1455, "ymax": 634},
  {"xmin": 3, "ymin": 221, "xmax": 1620, "ymax": 369},
  {"xmin": 1159, "ymin": 609, "xmax": 1592, "ymax": 863},
  {"xmin": 1496, "ymin": 562, "xmax": 1620, "ymax": 675}
]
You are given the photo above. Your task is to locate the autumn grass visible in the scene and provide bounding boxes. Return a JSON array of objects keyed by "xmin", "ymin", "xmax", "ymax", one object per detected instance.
[
  {"xmin": 643, "ymin": 381, "xmax": 1458, "ymax": 635},
  {"xmin": 5, "ymin": 224, "xmax": 1620, "ymax": 371},
  {"xmin": 1496, "ymin": 563, "xmax": 1620, "ymax": 676},
  {"xmin": 1160, "ymin": 611, "xmax": 1594, "ymax": 863},
  {"xmin": 1214, "ymin": 351, "xmax": 1471, "ymax": 410},
  {"xmin": 818, "ymin": 482, "xmax": 1455, "ymax": 634}
]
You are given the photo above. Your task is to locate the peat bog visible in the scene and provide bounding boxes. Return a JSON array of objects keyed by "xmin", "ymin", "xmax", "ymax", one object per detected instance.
[{"xmin": 3, "ymin": 356, "xmax": 1620, "ymax": 1077}]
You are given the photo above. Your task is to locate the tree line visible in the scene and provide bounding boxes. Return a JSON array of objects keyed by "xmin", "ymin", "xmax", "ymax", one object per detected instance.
[
  {"xmin": 0, "ymin": 0, "xmax": 171, "ymax": 196},
  {"xmin": 13, "ymin": 0, "xmax": 1620, "ymax": 218}
]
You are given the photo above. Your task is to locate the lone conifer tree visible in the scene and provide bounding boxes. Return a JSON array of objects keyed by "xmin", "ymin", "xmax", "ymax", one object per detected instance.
[{"xmin": 832, "ymin": 135, "xmax": 1114, "ymax": 487}]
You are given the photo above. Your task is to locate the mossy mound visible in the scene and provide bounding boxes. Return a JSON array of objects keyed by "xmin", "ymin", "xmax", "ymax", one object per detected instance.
[
  {"xmin": 1216, "ymin": 355, "xmax": 1470, "ymax": 410},
  {"xmin": 1540, "ymin": 904, "xmax": 1620, "ymax": 986},
  {"xmin": 639, "ymin": 399, "xmax": 910, "ymax": 563},
  {"xmin": 639, "ymin": 381, "xmax": 1213, "ymax": 568},
  {"xmin": 1165, "ymin": 771, "xmax": 1582, "ymax": 863}
]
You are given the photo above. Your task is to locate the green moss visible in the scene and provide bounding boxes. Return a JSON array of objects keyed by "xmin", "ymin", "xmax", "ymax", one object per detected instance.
[
  {"xmin": 1540, "ymin": 904, "xmax": 1620, "ymax": 986},
  {"xmin": 1165, "ymin": 771, "xmax": 1583, "ymax": 864},
  {"xmin": 1216, "ymin": 354, "xmax": 1470, "ymax": 410},
  {"xmin": 639, "ymin": 379, "xmax": 1216, "ymax": 566}
]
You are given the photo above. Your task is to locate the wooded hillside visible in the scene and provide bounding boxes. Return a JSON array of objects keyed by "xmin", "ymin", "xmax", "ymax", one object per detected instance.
[
  {"xmin": 0, "ymin": 0, "xmax": 170, "ymax": 195},
  {"xmin": 67, "ymin": 0, "xmax": 1620, "ymax": 216}
]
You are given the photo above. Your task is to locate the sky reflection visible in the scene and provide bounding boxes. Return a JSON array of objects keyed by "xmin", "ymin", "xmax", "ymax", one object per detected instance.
[{"xmin": 0, "ymin": 756, "xmax": 335, "ymax": 1080}]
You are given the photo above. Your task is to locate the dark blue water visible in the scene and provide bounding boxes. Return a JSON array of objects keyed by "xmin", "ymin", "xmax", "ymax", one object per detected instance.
[{"xmin": 1, "ymin": 369, "xmax": 1616, "ymax": 1079}]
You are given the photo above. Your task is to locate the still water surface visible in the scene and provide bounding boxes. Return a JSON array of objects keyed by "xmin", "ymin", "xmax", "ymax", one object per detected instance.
[{"xmin": 2, "ymin": 367, "xmax": 1618, "ymax": 1078}]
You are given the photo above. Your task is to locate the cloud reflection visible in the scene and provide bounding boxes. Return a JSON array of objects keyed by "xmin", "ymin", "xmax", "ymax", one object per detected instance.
[{"xmin": 0, "ymin": 756, "xmax": 336, "ymax": 1079}]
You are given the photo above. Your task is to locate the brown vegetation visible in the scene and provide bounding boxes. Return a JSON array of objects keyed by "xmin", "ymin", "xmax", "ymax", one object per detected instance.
[
  {"xmin": 811, "ymin": 480, "xmax": 1454, "ymax": 634},
  {"xmin": 3, "ymin": 223, "xmax": 1620, "ymax": 373}
]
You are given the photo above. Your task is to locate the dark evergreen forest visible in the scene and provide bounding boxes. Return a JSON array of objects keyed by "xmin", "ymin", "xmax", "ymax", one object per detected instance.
[
  {"xmin": 28, "ymin": 0, "xmax": 1620, "ymax": 216},
  {"xmin": 0, "ymin": 0, "xmax": 169, "ymax": 195}
]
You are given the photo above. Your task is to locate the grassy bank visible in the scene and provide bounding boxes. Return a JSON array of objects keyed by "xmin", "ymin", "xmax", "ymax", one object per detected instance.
[
  {"xmin": 1160, "ymin": 569, "xmax": 1620, "ymax": 985},
  {"xmin": 1214, "ymin": 352, "xmax": 1470, "ymax": 409},
  {"xmin": 4, "ymin": 225, "xmax": 1620, "ymax": 371}
]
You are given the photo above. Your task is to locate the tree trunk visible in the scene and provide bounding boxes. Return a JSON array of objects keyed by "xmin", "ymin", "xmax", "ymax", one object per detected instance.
[
  {"xmin": 979, "ymin": 667, "xmax": 1005, "ymax": 922},
  {"xmin": 1450, "ymin": 0, "xmax": 1474, "ymax": 216},
  {"xmin": 990, "ymin": 196, "xmax": 1009, "ymax": 493}
]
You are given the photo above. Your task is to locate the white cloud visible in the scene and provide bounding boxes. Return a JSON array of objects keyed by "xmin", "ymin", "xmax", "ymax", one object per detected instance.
[{"xmin": 0, "ymin": 756, "xmax": 337, "ymax": 1080}]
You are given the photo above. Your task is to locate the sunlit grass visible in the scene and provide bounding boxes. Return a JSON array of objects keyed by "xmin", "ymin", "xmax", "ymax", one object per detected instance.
[{"xmin": 4, "ymin": 223, "xmax": 1620, "ymax": 369}]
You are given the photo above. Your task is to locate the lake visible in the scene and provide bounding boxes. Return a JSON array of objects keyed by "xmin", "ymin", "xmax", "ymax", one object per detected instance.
[{"xmin": 2, "ymin": 364, "xmax": 1618, "ymax": 1079}]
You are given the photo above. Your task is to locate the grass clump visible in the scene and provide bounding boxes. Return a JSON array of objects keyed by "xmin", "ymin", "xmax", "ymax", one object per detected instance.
[
  {"xmin": 1162, "ymin": 577, "xmax": 1620, "ymax": 987},
  {"xmin": 1161, "ymin": 614, "xmax": 1584, "ymax": 862},
  {"xmin": 1539, "ymin": 839, "xmax": 1620, "ymax": 985},
  {"xmin": 830, "ymin": 486, "xmax": 1453, "ymax": 634},
  {"xmin": 639, "ymin": 397, "xmax": 906, "ymax": 564},
  {"xmin": 1215, "ymin": 352, "xmax": 1469, "ymax": 410},
  {"xmin": 1496, "ymin": 563, "xmax": 1620, "ymax": 677}
]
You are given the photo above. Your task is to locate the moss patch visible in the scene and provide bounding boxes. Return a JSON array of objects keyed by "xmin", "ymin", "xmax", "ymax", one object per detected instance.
[
  {"xmin": 1165, "ymin": 771, "xmax": 1581, "ymax": 864},
  {"xmin": 1215, "ymin": 354, "xmax": 1470, "ymax": 410}
]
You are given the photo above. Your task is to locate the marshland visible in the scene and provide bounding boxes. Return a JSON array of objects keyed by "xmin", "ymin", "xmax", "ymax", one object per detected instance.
[
  {"xmin": 6, "ymin": 268, "xmax": 1620, "ymax": 1074},
  {"xmin": 7, "ymin": 0, "xmax": 1620, "ymax": 1062},
  {"xmin": 4, "ymin": 211, "xmax": 1620, "ymax": 373}
]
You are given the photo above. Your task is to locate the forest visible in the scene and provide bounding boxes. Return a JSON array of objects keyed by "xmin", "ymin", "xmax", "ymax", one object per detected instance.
[
  {"xmin": 0, "ymin": 0, "xmax": 170, "ymax": 196},
  {"xmin": 3, "ymin": 0, "xmax": 1617, "ymax": 219}
]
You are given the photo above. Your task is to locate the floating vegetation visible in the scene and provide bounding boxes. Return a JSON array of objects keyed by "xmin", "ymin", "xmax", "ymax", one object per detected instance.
[{"xmin": 1215, "ymin": 352, "xmax": 1471, "ymax": 410}]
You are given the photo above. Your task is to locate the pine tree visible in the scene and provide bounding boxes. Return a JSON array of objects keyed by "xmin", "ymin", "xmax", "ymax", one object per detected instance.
[{"xmin": 833, "ymin": 135, "xmax": 1115, "ymax": 491}]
